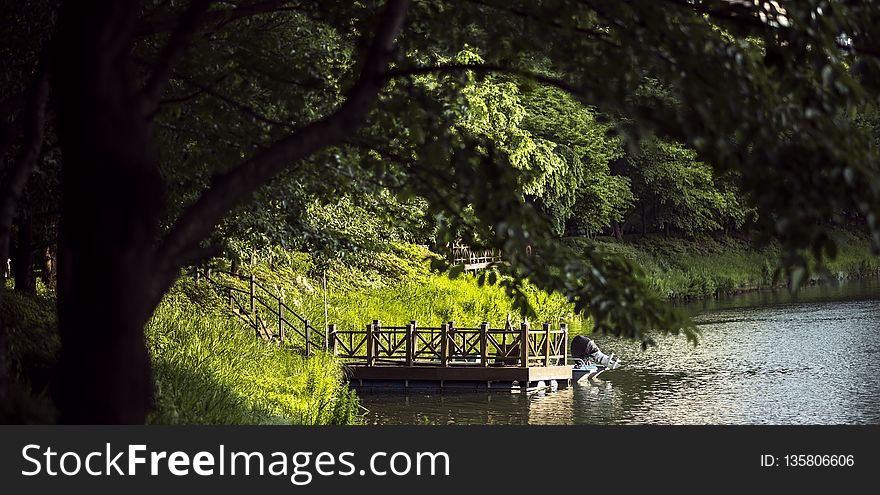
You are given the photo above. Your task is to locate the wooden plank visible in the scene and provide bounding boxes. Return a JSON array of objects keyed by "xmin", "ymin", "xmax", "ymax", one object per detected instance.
[
  {"xmin": 526, "ymin": 365, "xmax": 573, "ymax": 381},
  {"xmin": 346, "ymin": 365, "xmax": 570, "ymax": 382}
]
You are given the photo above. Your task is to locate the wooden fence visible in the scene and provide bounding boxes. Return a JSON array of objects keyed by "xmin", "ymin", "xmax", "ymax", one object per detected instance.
[
  {"xmin": 449, "ymin": 243, "xmax": 504, "ymax": 271},
  {"xmin": 330, "ymin": 320, "xmax": 568, "ymax": 368},
  {"xmin": 198, "ymin": 268, "xmax": 326, "ymax": 355}
]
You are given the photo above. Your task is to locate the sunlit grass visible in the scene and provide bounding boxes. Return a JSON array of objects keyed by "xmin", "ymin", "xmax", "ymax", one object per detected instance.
[{"xmin": 146, "ymin": 291, "xmax": 361, "ymax": 425}]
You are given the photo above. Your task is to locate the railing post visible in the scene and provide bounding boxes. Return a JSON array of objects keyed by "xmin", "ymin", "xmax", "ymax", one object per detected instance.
[
  {"xmin": 480, "ymin": 321, "xmax": 489, "ymax": 367},
  {"xmin": 373, "ymin": 319, "xmax": 381, "ymax": 363},
  {"xmin": 305, "ymin": 319, "xmax": 312, "ymax": 356},
  {"xmin": 249, "ymin": 272, "xmax": 255, "ymax": 317},
  {"xmin": 228, "ymin": 288, "xmax": 234, "ymax": 312},
  {"xmin": 411, "ymin": 320, "xmax": 418, "ymax": 362},
  {"xmin": 440, "ymin": 323, "xmax": 449, "ymax": 367},
  {"xmin": 405, "ymin": 322, "xmax": 414, "ymax": 367},
  {"xmin": 543, "ymin": 322, "xmax": 551, "ymax": 366},
  {"xmin": 278, "ymin": 294, "xmax": 285, "ymax": 342},
  {"xmin": 329, "ymin": 324, "xmax": 338, "ymax": 356},
  {"xmin": 448, "ymin": 320, "xmax": 455, "ymax": 363},
  {"xmin": 520, "ymin": 322, "xmax": 529, "ymax": 368},
  {"xmin": 366, "ymin": 322, "xmax": 375, "ymax": 366},
  {"xmin": 560, "ymin": 323, "xmax": 568, "ymax": 366}
]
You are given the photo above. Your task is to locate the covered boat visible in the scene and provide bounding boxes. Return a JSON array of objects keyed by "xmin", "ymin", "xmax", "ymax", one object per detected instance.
[{"xmin": 570, "ymin": 335, "xmax": 621, "ymax": 382}]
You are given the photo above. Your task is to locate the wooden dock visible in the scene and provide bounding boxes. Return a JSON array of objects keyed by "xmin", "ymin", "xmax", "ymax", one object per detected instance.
[
  {"xmin": 195, "ymin": 267, "xmax": 571, "ymax": 392},
  {"xmin": 331, "ymin": 320, "xmax": 572, "ymax": 392}
]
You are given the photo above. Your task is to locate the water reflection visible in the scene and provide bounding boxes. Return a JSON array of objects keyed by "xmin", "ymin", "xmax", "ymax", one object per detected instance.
[{"xmin": 360, "ymin": 278, "xmax": 880, "ymax": 425}]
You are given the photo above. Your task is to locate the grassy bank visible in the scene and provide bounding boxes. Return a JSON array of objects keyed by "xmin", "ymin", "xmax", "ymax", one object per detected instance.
[
  {"xmin": 567, "ymin": 230, "xmax": 880, "ymax": 300},
  {"xmin": 147, "ymin": 290, "xmax": 360, "ymax": 425},
  {"xmin": 0, "ymin": 286, "xmax": 360, "ymax": 424}
]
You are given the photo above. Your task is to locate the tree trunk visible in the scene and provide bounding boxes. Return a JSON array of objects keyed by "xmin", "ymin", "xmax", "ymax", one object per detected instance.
[
  {"xmin": 0, "ymin": 52, "xmax": 50, "ymax": 406},
  {"xmin": 50, "ymin": 0, "xmax": 408, "ymax": 423},
  {"xmin": 53, "ymin": 0, "xmax": 163, "ymax": 424},
  {"xmin": 40, "ymin": 244, "xmax": 56, "ymax": 290},
  {"xmin": 12, "ymin": 215, "xmax": 36, "ymax": 294},
  {"xmin": 612, "ymin": 221, "xmax": 623, "ymax": 240},
  {"xmin": 640, "ymin": 202, "xmax": 647, "ymax": 237}
]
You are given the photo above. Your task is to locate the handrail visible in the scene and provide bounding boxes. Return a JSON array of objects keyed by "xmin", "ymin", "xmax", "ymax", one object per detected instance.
[
  {"xmin": 198, "ymin": 267, "xmax": 324, "ymax": 355},
  {"xmin": 329, "ymin": 320, "xmax": 568, "ymax": 368}
]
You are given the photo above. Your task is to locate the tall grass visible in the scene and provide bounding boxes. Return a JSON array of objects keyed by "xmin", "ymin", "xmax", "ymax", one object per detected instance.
[
  {"xmin": 209, "ymin": 243, "xmax": 577, "ymax": 334},
  {"xmin": 147, "ymin": 291, "xmax": 361, "ymax": 425}
]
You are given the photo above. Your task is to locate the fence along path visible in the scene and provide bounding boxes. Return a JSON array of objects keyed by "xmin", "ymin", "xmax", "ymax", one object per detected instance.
[
  {"xmin": 197, "ymin": 268, "xmax": 325, "ymax": 355},
  {"xmin": 448, "ymin": 243, "xmax": 504, "ymax": 272},
  {"xmin": 196, "ymin": 268, "xmax": 568, "ymax": 369},
  {"xmin": 331, "ymin": 320, "xmax": 567, "ymax": 368}
]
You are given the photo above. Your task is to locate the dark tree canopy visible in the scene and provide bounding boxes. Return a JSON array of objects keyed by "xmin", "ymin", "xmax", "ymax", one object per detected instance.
[{"xmin": 2, "ymin": 0, "xmax": 880, "ymax": 422}]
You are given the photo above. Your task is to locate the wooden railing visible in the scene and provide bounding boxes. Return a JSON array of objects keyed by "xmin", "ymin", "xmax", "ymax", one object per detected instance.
[
  {"xmin": 449, "ymin": 243, "xmax": 504, "ymax": 271},
  {"xmin": 197, "ymin": 268, "xmax": 326, "ymax": 355},
  {"xmin": 330, "ymin": 320, "xmax": 568, "ymax": 368}
]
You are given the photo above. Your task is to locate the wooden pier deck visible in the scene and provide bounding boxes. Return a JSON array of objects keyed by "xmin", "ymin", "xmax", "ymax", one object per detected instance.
[{"xmin": 331, "ymin": 320, "xmax": 572, "ymax": 392}]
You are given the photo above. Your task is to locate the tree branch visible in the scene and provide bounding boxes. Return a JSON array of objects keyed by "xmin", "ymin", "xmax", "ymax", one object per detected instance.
[
  {"xmin": 154, "ymin": 0, "xmax": 409, "ymax": 275},
  {"xmin": 136, "ymin": 0, "xmax": 297, "ymax": 37},
  {"xmin": 175, "ymin": 74, "xmax": 294, "ymax": 128},
  {"xmin": 142, "ymin": 0, "xmax": 214, "ymax": 113},
  {"xmin": 464, "ymin": 0, "xmax": 617, "ymax": 46}
]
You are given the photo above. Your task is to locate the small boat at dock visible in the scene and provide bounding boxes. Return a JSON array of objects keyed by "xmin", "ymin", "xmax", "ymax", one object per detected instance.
[
  {"xmin": 570, "ymin": 335, "xmax": 621, "ymax": 382},
  {"xmin": 572, "ymin": 359, "xmax": 609, "ymax": 382}
]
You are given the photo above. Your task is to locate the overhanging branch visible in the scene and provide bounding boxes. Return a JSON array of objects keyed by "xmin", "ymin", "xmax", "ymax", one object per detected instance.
[
  {"xmin": 154, "ymin": 0, "xmax": 409, "ymax": 275},
  {"xmin": 136, "ymin": 0, "xmax": 299, "ymax": 37},
  {"xmin": 142, "ymin": 0, "xmax": 214, "ymax": 113}
]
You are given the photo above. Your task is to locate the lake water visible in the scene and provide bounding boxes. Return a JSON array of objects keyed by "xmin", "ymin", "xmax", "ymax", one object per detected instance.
[{"xmin": 359, "ymin": 278, "xmax": 880, "ymax": 425}]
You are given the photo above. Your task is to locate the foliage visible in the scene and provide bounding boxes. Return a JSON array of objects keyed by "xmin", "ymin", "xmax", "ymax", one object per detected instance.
[
  {"xmin": 204, "ymin": 242, "xmax": 577, "ymax": 333},
  {"xmin": 453, "ymin": 56, "xmax": 630, "ymax": 236},
  {"xmin": 147, "ymin": 291, "xmax": 361, "ymax": 425},
  {"xmin": 0, "ymin": 289, "xmax": 57, "ymax": 423},
  {"xmin": 0, "ymin": 282, "xmax": 361, "ymax": 425},
  {"xmin": 623, "ymin": 139, "xmax": 755, "ymax": 235},
  {"xmin": 570, "ymin": 230, "xmax": 880, "ymax": 300},
  {"xmin": 7, "ymin": 0, "xmax": 880, "ymax": 375}
]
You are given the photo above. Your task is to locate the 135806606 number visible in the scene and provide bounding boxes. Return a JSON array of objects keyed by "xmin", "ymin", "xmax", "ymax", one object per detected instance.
[{"xmin": 784, "ymin": 455, "xmax": 854, "ymax": 467}]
